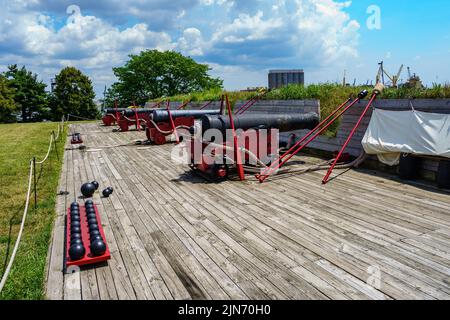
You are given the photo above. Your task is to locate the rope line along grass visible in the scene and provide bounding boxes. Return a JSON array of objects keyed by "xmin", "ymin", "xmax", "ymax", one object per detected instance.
[
  {"xmin": 35, "ymin": 134, "xmax": 54, "ymax": 165},
  {"xmin": 0, "ymin": 118, "xmax": 66, "ymax": 299},
  {"xmin": 0, "ymin": 161, "xmax": 33, "ymax": 293}
]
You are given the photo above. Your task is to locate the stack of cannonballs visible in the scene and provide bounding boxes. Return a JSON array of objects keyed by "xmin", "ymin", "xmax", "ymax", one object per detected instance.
[
  {"xmin": 85, "ymin": 200, "xmax": 107, "ymax": 256},
  {"xmin": 68, "ymin": 202, "xmax": 85, "ymax": 261},
  {"xmin": 67, "ymin": 180, "xmax": 113, "ymax": 262}
]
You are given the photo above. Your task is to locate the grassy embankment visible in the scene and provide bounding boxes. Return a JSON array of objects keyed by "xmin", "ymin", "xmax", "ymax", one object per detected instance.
[
  {"xmin": 0, "ymin": 122, "xmax": 66, "ymax": 300},
  {"xmin": 153, "ymin": 83, "xmax": 450, "ymax": 137}
]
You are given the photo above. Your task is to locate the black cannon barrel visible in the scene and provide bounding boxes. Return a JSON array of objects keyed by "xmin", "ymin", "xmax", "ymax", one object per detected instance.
[
  {"xmin": 105, "ymin": 108, "xmax": 128, "ymax": 114},
  {"xmin": 152, "ymin": 109, "xmax": 221, "ymax": 123},
  {"xmin": 201, "ymin": 113, "xmax": 320, "ymax": 134},
  {"xmin": 122, "ymin": 108, "xmax": 160, "ymax": 117}
]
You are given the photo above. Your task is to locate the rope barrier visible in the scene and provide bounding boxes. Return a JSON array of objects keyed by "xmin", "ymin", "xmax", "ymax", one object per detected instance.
[
  {"xmin": 0, "ymin": 116, "xmax": 65, "ymax": 294},
  {"xmin": 0, "ymin": 162, "xmax": 33, "ymax": 293},
  {"xmin": 36, "ymin": 134, "xmax": 54, "ymax": 165},
  {"xmin": 54, "ymin": 116, "xmax": 65, "ymax": 140}
]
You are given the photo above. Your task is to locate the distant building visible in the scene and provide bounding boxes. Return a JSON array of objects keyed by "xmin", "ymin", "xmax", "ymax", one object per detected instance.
[{"xmin": 268, "ymin": 69, "xmax": 304, "ymax": 89}]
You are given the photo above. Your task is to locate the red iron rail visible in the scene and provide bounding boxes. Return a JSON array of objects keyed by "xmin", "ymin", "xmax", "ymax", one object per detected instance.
[
  {"xmin": 177, "ymin": 100, "xmax": 191, "ymax": 110},
  {"xmin": 322, "ymin": 86, "xmax": 382, "ymax": 184},
  {"xmin": 200, "ymin": 100, "xmax": 213, "ymax": 110},
  {"xmin": 234, "ymin": 90, "xmax": 268, "ymax": 115},
  {"xmin": 257, "ymin": 90, "xmax": 369, "ymax": 183},
  {"xmin": 226, "ymin": 95, "xmax": 245, "ymax": 180},
  {"xmin": 166, "ymin": 101, "xmax": 180, "ymax": 144},
  {"xmin": 132, "ymin": 101, "xmax": 140, "ymax": 131}
]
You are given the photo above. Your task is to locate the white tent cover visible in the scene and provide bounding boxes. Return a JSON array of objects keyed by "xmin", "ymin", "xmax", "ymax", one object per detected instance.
[{"xmin": 362, "ymin": 109, "xmax": 450, "ymax": 166}]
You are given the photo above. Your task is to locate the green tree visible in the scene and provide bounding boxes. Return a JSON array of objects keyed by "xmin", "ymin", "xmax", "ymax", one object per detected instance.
[
  {"xmin": 0, "ymin": 75, "xmax": 17, "ymax": 123},
  {"xmin": 51, "ymin": 67, "xmax": 98, "ymax": 120},
  {"xmin": 109, "ymin": 50, "xmax": 223, "ymax": 107},
  {"xmin": 5, "ymin": 65, "xmax": 49, "ymax": 122}
]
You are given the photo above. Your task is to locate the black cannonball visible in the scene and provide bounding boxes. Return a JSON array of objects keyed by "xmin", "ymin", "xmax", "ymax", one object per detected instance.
[
  {"xmin": 88, "ymin": 218, "xmax": 97, "ymax": 225},
  {"xmin": 85, "ymin": 199, "xmax": 94, "ymax": 205},
  {"xmin": 71, "ymin": 214, "xmax": 80, "ymax": 221},
  {"xmin": 71, "ymin": 238, "xmax": 83, "ymax": 246},
  {"xmin": 90, "ymin": 230, "xmax": 101, "ymax": 238},
  {"xmin": 71, "ymin": 226, "xmax": 81, "ymax": 234},
  {"xmin": 89, "ymin": 223, "xmax": 99, "ymax": 231},
  {"xmin": 86, "ymin": 208, "xmax": 95, "ymax": 215},
  {"xmin": 90, "ymin": 240, "xmax": 106, "ymax": 256},
  {"xmin": 70, "ymin": 202, "xmax": 79, "ymax": 209},
  {"xmin": 90, "ymin": 235, "xmax": 103, "ymax": 242},
  {"xmin": 71, "ymin": 207, "xmax": 80, "ymax": 213},
  {"xmin": 91, "ymin": 181, "xmax": 100, "ymax": 190},
  {"xmin": 86, "ymin": 212, "xmax": 95, "ymax": 218},
  {"xmin": 102, "ymin": 187, "xmax": 114, "ymax": 198},
  {"xmin": 81, "ymin": 183, "xmax": 96, "ymax": 198},
  {"xmin": 71, "ymin": 233, "xmax": 82, "ymax": 241},
  {"xmin": 71, "ymin": 220, "xmax": 81, "ymax": 228},
  {"xmin": 69, "ymin": 244, "xmax": 86, "ymax": 261},
  {"xmin": 86, "ymin": 215, "xmax": 96, "ymax": 222}
]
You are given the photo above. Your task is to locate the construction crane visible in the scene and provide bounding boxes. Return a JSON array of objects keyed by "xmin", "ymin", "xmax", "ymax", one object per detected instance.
[
  {"xmin": 403, "ymin": 66, "xmax": 424, "ymax": 89},
  {"xmin": 376, "ymin": 61, "xmax": 404, "ymax": 88},
  {"xmin": 376, "ymin": 61, "xmax": 385, "ymax": 85}
]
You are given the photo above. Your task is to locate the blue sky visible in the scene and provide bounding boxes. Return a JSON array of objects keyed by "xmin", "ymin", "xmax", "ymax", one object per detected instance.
[{"xmin": 0, "ymin": 0, "xmax": 448, "ymax": 97}]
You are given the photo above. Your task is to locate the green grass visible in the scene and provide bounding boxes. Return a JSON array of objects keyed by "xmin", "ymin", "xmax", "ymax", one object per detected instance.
[
  {"xmin": 0, "ymin": 122, "xmax": 66, "ymax": 300},
  {"xmin": 152, "ymin": 83, "xmax": 450, "ymax": 137}
]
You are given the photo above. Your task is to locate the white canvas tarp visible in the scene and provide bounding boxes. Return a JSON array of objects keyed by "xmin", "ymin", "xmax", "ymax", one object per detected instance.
[{"xmin": 362, "ymin": 109, "xmax": 450, "ymax": 166}]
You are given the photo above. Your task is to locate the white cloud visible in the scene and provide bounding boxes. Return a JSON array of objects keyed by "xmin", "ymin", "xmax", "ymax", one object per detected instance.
[
  {"xmin": 212, "ymin": 11, "xmax": 283, "ymax": 43},
  {"xmin": 0, "ymin": 8, "xmax": 175, "ymax": 95},
  {"xmin": 177, "ymin": 28, "xmax": 205, "ymax": 56},
  {"xmin": 196, "ymin": 0, "xmax": 360, "ymax": 69},
  {"xmin": 0, "ymin": 0, "xmax": 362, "ymax": 95}
]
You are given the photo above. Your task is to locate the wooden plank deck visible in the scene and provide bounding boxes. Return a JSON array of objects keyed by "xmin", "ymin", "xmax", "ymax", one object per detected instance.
[{"xmin": 45, "ymin": 122, "xmax": 450, "ymax": 300}]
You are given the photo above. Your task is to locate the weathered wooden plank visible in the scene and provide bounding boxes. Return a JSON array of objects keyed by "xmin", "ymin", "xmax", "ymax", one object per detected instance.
[{"xmin": 46, "ymin": 122, "xmax": 450, "ymax": 300}]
